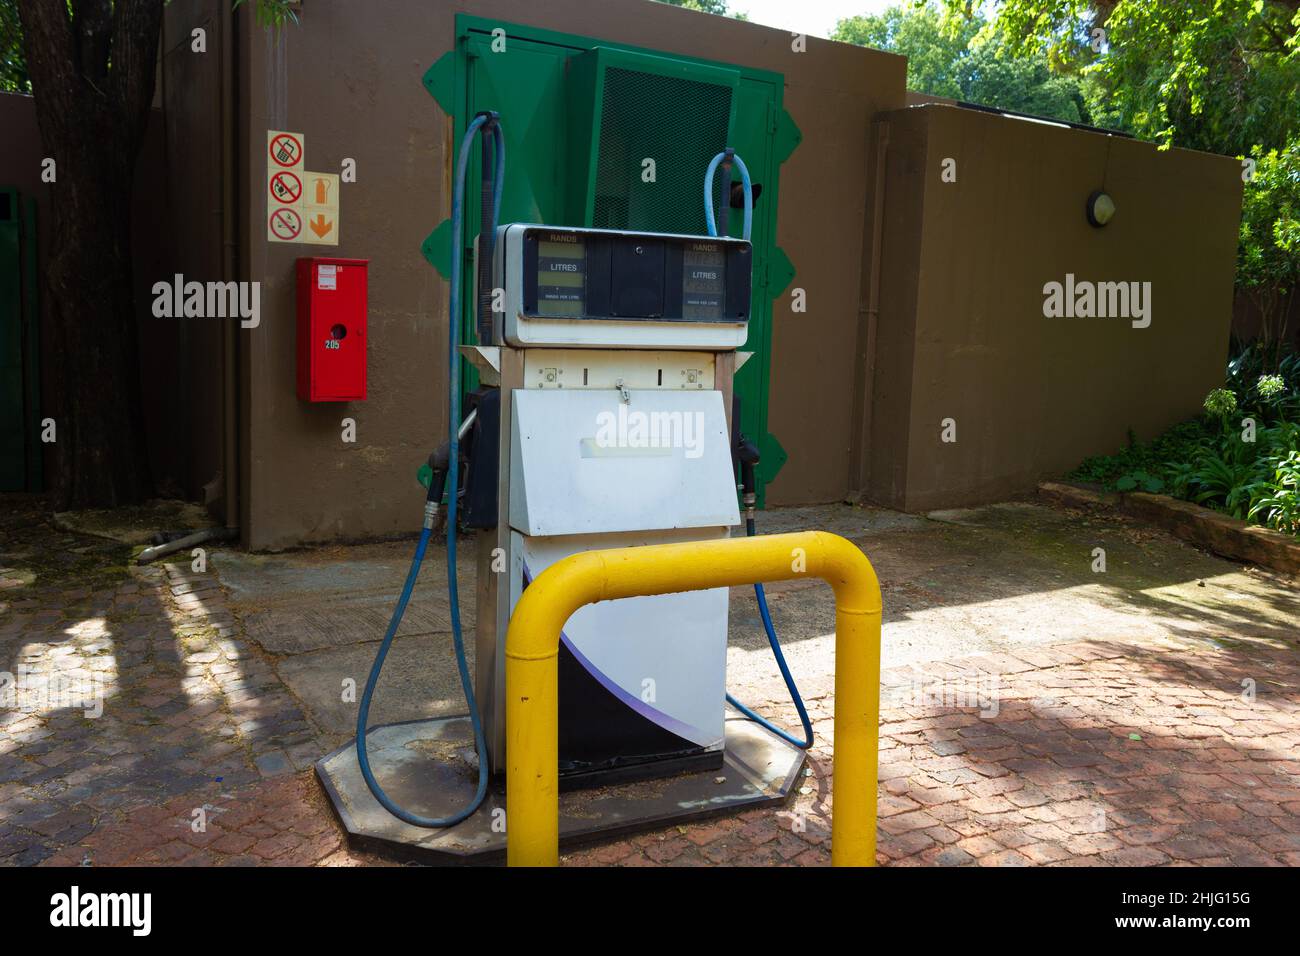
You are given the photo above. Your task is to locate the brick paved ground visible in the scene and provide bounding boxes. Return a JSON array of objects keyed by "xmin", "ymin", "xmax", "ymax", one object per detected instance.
[
  {"xmin": 0, "ymin": 504, "xmax": 380, "ymax": 867},
  {"xmin": 565, "ymin": 639, "xmax": 1300, "ymax": 866},
  {"xmin": 2, "ymin": 501, "xmax": 1297, "ymax": 866}
]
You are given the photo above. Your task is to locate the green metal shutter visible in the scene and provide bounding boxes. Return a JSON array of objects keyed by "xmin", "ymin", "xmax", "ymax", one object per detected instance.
[{"xmin": 423, "ymin": 15, "xmax": 800, "ymax": 503}]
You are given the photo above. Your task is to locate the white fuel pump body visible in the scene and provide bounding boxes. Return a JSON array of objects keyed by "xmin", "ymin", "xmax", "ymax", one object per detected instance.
[{"xmin": 475, "ymin": 224, "xmax": 751, "ymax": 782}]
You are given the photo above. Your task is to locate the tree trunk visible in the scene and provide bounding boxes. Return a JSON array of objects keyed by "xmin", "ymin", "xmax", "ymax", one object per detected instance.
[{"xmin": 17, "ymin": 0, "xmax": 162, "ymax": 508}]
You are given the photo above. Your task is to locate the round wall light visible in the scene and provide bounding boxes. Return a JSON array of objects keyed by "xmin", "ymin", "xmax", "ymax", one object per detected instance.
[{"xmin": 1086, "ymin": 190, "xmax": 1116, "ymax": 227}]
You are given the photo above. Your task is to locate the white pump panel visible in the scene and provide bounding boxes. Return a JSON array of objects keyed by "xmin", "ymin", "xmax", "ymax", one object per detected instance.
[{"xmin": 509, "ymin": 388, "xmax": 739, "ymax": 537}]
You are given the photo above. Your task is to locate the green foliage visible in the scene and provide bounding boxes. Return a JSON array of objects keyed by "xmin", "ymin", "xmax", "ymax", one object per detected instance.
[
  {"xmin": 1182, "ymin": 438, "xmax": 1267, "ymax": 519},
  {"xmin": 1249, "ymin": 450, "xmax": 1300, "ymax": 533},
  {"xmin": 962, "ymin": 40, "xmax": 1088, "ymax": 123},
  {"xmin": 1227, "ymin": 339, "xmax": 1300, "ymax": 419},
  {"xmin": 233, "ymin": 0, "xmax": 300, "ymax": 29},
  {"xmin": 1069, "ymin": 348, "xmax": 1300, "ymax": 535},
  {"xmin": 3, "ymin": 2, "xmax": 309, "ymax": 92},
  {"xmin": 835, "ymin": 4, "xmax": 980, "ymax": 100},
  {"xmin": 956, "ymin": 0, "xmax": 1300, "ymax": 156},
  {"xmin": 654, "ymin": 0, "xmax": 735, "ymax": 16},
  {"xmin": 1238, "ymin": 138, "xmax": 1300, "ymax": 357},
  {"xmin": 1070, "ymin": 420, "xmax": 1215, "ymax": 487},
  {"xmin": 1114, "ymin": 470, "xmax": 1163, "ymax": 494},
  {"xmin": 832, "ymin": 2, "xmax": 1090, "ymax": 124},
  {"xmin": 1, "ymin": 0, "xmax": 30, "ymax": 93},
  {"xmin": 1203, "ymin": 386, "xmax": 1239, "ymax": 419}
]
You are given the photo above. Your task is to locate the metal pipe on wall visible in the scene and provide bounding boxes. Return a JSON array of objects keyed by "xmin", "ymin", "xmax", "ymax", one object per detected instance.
[
  {"xmin": 847, "ymin": 118, "xmax": 890, "ymax": 498},
  {"xmin": 221, "ymin": 0, "xmax": 241, "ymax": 534}
]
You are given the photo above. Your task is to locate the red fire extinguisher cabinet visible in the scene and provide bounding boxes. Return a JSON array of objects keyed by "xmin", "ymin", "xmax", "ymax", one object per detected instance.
[{"xmin": 296, "ymin": 257, "xmax": 368, "ymax": 402}]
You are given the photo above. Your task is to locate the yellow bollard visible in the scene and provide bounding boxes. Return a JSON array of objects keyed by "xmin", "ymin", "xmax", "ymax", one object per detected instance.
[{"xmin": 504, "ymin": 530, "xmax": 882, "ymax": 867}]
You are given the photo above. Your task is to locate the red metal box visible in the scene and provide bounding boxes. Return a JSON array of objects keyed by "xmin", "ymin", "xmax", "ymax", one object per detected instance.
[{"xmin": 296, "ymin": 257, "xmax": 368, "ymax": 401}]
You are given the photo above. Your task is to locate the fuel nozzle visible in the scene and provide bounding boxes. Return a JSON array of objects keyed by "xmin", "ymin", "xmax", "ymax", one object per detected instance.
[
  {"xmin": 423, "ymin": 442, "xmax": 452, "ymax": 530},
  {"xmin": 422, "ymin": 408, "xmax": 479, "ymax": 531},
  {"xmin": 733, "ymin": 433, "xmax": 760, "ymax": 522}
]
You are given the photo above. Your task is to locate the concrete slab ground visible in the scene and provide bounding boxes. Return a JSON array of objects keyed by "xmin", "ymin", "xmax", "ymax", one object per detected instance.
[{"xmin": 2, "ymin": 494, "xmax": 1296, "ymax": 866}]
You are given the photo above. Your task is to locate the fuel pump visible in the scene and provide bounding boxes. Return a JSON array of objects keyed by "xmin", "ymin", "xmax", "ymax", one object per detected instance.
[{"xmin": 336, "ymin": 113, "xmax": 810, "ymax": 851}]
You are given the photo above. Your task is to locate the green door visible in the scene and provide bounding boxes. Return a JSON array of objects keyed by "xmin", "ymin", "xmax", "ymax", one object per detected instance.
[
  {"xmin": 0, "ymin": 188, "xmax": 40, "ymax": 492},
  {"xmin": 423, "ymin": 15, "xmax": 799, "ymax": 503}
]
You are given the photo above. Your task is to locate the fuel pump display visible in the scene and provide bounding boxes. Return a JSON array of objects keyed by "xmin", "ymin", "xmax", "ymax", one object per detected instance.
[
  {"xmin": 507, "ymin": 225, "xmax": 751, "ymax": 347},
  {"xmin": 535, "ymin": 236, "xmax": 585, "ymax": 315},
  {"xmin": 682, "ymin": 242, "xmax": 727, "ymax": 319}
]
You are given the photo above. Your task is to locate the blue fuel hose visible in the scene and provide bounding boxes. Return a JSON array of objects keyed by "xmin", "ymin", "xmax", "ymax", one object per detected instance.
[
  {"xmin": 706, "ymin": 149, "xmax": 813, "ymax": 751},
  {"xmin": 354, "ymin": 113, "xmax": 504, "ymax": 826}
]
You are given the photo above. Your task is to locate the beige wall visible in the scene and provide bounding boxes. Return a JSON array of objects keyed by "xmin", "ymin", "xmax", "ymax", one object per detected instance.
[
  {"xmin": 234, "ymin": 0, "xmax": 907, "ymax": 549},
  {"xmin": 868, "ymin": 105, "xmax": 1243, "ymax": 511},
  {"xmin": 220, "ymin": 2, "xmax": 1242, "ymax": 548}
]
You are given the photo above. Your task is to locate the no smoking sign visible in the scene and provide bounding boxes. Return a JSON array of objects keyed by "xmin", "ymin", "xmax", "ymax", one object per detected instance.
[{"xmin": 269, "ymin": 208, "xmax": 302, "ymax": 241}]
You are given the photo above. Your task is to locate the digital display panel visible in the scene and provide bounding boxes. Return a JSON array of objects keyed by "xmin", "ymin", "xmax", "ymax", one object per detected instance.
[
  {"xmin": 682, "ymin": 242, "xmax": 726, "ymax": 320},
  {"xmin": 536, "ymin": 237, "xmax": 585, "ymax": 316}
]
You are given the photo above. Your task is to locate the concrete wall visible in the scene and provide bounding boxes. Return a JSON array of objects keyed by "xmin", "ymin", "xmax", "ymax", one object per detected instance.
[
  {"xmin": 156, "ymin": 0, "xmax": 231, "ymax": 510},
  {"xmin": 868, "ymin": 105, "xmax": 1243, "ymax": 511},
  {"xmin": 233, "ymin": 0, "xmax": 907, "ymax": 549}
]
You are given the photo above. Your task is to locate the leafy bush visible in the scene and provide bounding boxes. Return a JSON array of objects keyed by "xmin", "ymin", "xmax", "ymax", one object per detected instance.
[
  {"xmin": 1249, "ymin": 451, "xmax": 1300, "ymax": 533},
  {"xmin": 1070, "ymin": 421, "xmax": 1214, "ymax": 487},
  {"xmin": 1068, "ymin": 348, "xmax": 1300, "ymax": 536},
  {"xmin": 1237, "ymin": 139, "xmax": 1300, "ymax": 366}
]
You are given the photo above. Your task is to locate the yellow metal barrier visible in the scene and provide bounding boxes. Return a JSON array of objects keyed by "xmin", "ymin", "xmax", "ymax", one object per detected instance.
[{"xmin": 504, "ymin": 530, "xmax": 882, "ymax": 867}]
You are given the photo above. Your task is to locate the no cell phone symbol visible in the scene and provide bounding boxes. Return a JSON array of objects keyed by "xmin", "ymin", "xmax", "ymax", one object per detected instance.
[
  {"xmin": 270, "ymin": 208, "xmax": 302, "ymax": 240},
  {"xmin": 270, "ymin": 170, "xmax": 302, "ymax": 204},
  {"xmin": 269, "ymin": 132, "xmax": 302, "ymax": 167}
]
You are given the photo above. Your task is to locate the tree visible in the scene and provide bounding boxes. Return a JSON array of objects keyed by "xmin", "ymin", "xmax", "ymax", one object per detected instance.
[
  {"xmin": 11, "ymin": 0, "xmax": 290, "ymax": 510},
  {"xmin": 653, "ymin": 0, "xmax": 749, "ymax": 18},
  {"xmin": 962, "ymin": 41, "xmax": 1088, "ymax": 124},
  {"xmin": 833, "ymin": 2, "xmax": 1089, "ymax": 124},
  {"xmin": 835, "ymin": 3, "xmax": 980, "ymax": 100},
  {"xmin": 655, "ymin": 0, "xmax": 733, "ymax": 15},
  {"xmin": 958, "ymin": 0, "xmax": 1300, "ymax": 155},
  {"xmin": 1238, "ymin": 139, "xmax": 1300, "ymax": 364},
  {"xmin": 16, "ymin": 0, "xmax": 164, "ymax": 509},
  {"xmin": 1, "ymin": 0, "xmax": 29, "ymax": 92}
]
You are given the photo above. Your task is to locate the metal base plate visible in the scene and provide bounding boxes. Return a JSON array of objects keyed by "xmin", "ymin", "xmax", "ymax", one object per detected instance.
[{"xmin": 316, "ymin": 712, "xmax": 807, "ymax": 864}]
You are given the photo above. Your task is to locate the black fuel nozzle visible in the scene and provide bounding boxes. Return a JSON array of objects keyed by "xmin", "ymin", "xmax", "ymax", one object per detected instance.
[
  {"xmin": 733, "ymin": 432, "xmax": 760, "ymax": 518},
  {"xmin": 423, "ymin": 441, "xmax": 452, "ymax": 530}
]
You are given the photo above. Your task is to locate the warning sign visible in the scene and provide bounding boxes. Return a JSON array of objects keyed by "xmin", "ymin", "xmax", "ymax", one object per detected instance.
[
  {"xmin": 269, "ymin": 208, "xmax": 302, "ymax": 241},
  {"xmin": 267, "ymin": 130, "xmax": 305, "ymax": 244},
  {"xmin": 269, "ymin": 170, "xmax": 302, "ymax": 205},
  {"xmin": 265, "ymin": 130, "xmax": 341, "ymax": 246},
  {"xmin": 268, "ymin": 131, "xmax": 303, "ymax": 169},
  {"xmin": 300, "ymin": 171, "xmax": 339, "ymax": 247}
]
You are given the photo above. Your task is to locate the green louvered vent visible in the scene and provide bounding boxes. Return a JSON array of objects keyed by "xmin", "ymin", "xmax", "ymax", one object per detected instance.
[{"xmin": 593, "ymin": 67, "xmax": 732, "ymax": 234}]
